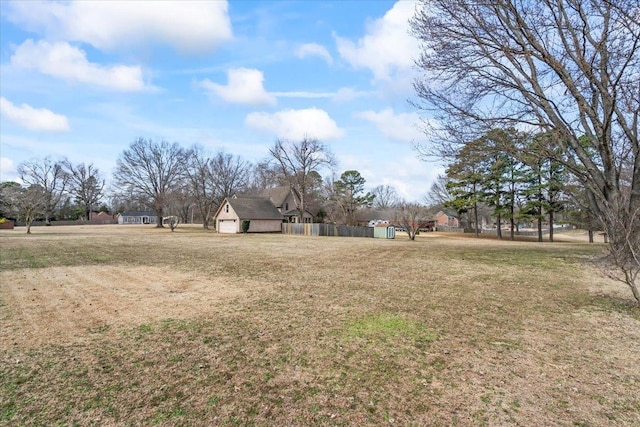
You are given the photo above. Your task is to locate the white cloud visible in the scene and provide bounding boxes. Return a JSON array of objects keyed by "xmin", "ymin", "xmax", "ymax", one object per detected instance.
[
  {"xmin": 271, "ymin": 91, "xmax": 334, "ymax": 99},
  {"xmin": 0, "ymin": 97, "xmax": 70, "ymax": 132},
  {"xmin": 270, "ymin": 87, "xmax": 371, "ymax": 101},
  {"xmin": 377, "ymin": 156, "xmax": 441, "ymax": 201},
  {"xmin": 200, "ymin": 68, "xmax": 276, "ymax": 106},
  {"xmin": 0, "ymin": 157, "xmax": 20, "ymax": 183},
  {"xmin": 245, "ymin": 108, "xmax": 344, "ymax": 141},
  {"xmin": 5, "ymin": 1, "xmax": 232, "ymax": 54},
  {"xmin": 332, "ymin": 87, "xmax": 371, "ymax": 102},
  {"xmin": 295, "ymin": 43, "xmax": 333, "ymax": 65},
  {"xmin": 355, "ymin": 108, "xmax": 422, "ymax": 142},
  {"xmin": 10, "ymin": 40, "xmax": 150, "ymax": 92},
  {"xmin": 335, "ymin": 1, "xmax": 419, "ymax": 86}
]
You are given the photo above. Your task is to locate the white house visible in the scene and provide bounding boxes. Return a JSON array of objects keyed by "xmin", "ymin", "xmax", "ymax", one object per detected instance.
[{"xmin": 117, "ymin": 211, "xmax": 157, "ymax": 225}]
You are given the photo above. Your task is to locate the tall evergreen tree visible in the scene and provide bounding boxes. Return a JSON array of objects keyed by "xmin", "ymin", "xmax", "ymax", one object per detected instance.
[{"xmin": 333, "ymin": 170, "xmax": 375, "ymax": 226}]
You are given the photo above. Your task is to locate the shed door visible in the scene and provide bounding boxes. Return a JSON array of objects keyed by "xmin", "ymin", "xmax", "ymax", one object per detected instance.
[{"xmin": 218, "ymin": 219, "xmax": 237, "ymax": 233}]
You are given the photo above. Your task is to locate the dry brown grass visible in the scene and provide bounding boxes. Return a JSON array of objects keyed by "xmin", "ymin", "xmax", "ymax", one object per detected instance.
[{"xmin": 0, "ymin": 224, "xmax": 638, "ymax": 426}]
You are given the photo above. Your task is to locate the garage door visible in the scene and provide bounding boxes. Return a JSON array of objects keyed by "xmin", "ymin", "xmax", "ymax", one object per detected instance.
[{"xmin": 218, "ymin": 219, "xmax": 237, "ymax": 233}]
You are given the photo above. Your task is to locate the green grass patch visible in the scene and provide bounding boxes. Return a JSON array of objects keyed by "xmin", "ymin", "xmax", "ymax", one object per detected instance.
[
  {"xmin": 586, "ymin": 294, "xmax": 640, "ymax": 319},
  {"xmin": 344, "ymin": 312, "xmax": 436, "ymax": 346}
]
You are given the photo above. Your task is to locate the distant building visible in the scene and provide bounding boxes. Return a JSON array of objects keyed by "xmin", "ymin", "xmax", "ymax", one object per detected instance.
[
  {"xmin": 117, "ymin": 211, "xmax": 157, "ymax": 225},
  {"xmin": 435, "ymin": 210, "xmax": 460, "ymax": 228},
  {"xmin": 90, "ymin": 212, "xmax": 112, "ymax": 221}
]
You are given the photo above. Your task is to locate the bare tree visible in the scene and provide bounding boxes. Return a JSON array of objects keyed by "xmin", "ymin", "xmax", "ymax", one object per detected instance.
[
  {"xmin": 319, "ymin": 175, "xmax": 342, "ymax": 224},
  {"xmin": 18, "ymin": 157, "xmax": 69, "ymax": 225},
  {"xmin": 269, "ymin": 137, "xmax": 336, "ymax": 223},
  {"xmin": 113, "ymin": 138, "xmax": 186, "ymax": 227},
  {"xmin": 300, "ymin": 170, "xmax": 325, "ymax": 220},
  {"xmin": 0, "ymin": 182, "xmax": 46, "ymax": 234},
  {"xmin": 185, "ymin": 146, "xmax": 216, "ymax": 229},
  {"xmin": 162, "ymin": 188, "xmax": 183, "ymax": 231},
  {"xmin": 425, "ymin": 175, "xmax": 453, "ymax": 207},
  {"xmin": 61, "ymin": 160, "xmax": 105, "ymax": 220},
  {"xmin": 166, "ymin": 215, "xmax": 180, "ymax": 231},
  {"xmin": 372, "ymin": 185, "xmax": 399, "ymax": 210},
  {"xmin": 397, "ymin": 201, "xmax": 429, "ymax": 241},
  {"xmin": 165, "ymin": 179, "xmax": 194, "ymax": 224},
  {"xmin": 248, "ymin": 160, "xmax": 284, "ymax": 191},
  {"xmin": 411, "ymin": 0, "xmax": 640, "ymax": 304},
  {"xmin": 107, "ymin": 188, "xmax": 148, "ymax": 214},
  {"xmin": 186, "ymin": 146, "xmax": 251, "ymax": 229},
  {"xmin": 211, "ymin": 151, "xmax": 251, "ymax": 201}
]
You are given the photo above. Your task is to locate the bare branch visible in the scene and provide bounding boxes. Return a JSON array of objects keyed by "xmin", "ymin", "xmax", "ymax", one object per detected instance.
[
  {"xmin": 269, "ymin": 137, "xmax": 335, "ymax": 223},
  {"xmin": 113, "ymin": 138, "xmax": 186, "ymax": 227},
  {"xmin": 412, "ymin": 0, "xmax": 640, "ymax": 303}
]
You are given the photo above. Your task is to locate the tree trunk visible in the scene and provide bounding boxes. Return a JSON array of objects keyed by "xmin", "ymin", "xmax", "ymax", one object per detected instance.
[
  {"xmin": 509, "ymin": 180, "xmax": 515, "ymax": 240},
  {"xmin": 537, "ymin": 174, "xmax": 543, "ymax": 242},
  {"xmin": 598, "ymin": 190, "xmax": 639, "ymax": 305},
  {"xmin": 474, "ymin": 201, "xmax": 479, "ymax": 238},
  {"xmin": 206, "ymin": 204, "xmax": 216, "ymax": 229},
  {"xmin": 630, "ymin": 282, "xmax": 640, "ymax": 306},
  {"xmin": 156, "ymin": 209, "xmax": 164, "ymax": 227},
  {"xmin": 588, "ymin": 230, "xmax": 594, "ymax": 243},
  {"xmin": 299, "ymin": 192, "xmax": 305, "ymax": 224},
  {"xmin": 496, "ymin": 214, "xmax": 502, "ymax": 240},
  {"xmin": 548, "ymin": 210, "xmax": 554, "ymax": 243},
  {"xmin": 510, "ymin": 206, "xmax": 515, "ymax": 241},
  {"xmin": 537, "ymin": 215, "xmax": 543, "ymax": 243}
]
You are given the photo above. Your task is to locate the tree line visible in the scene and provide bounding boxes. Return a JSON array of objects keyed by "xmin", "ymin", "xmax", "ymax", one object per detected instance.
[
  {"xmin": 0, "ymin": 136, "xmax": 418, "ymax": 234},
  {"xmin": 1, "ymin": 133, "xmax": 604, "ymax": 244},
  {"xmin": 429, "ymin": 128, "xmax": 601, "ymax": 243},
  {"xmin": 0, "ymin": 158, "xmax": 105, "ymax": 233}
]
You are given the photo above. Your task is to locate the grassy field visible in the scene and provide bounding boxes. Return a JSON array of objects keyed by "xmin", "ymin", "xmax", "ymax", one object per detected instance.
[{"xmin": 0, "ymin": 225, "xmax": 638, "ymax": 426}]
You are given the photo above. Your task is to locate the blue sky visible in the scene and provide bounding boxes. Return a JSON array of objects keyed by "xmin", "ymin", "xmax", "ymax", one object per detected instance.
[{"xmin": 0, "ymin": 0, "xmax": 441, "ymax": 201}]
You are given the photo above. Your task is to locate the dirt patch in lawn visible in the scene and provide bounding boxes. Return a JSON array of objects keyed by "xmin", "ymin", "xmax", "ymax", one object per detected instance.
[{"xmin": 0, "ymin": 265, "xmax": 246, "ymax": 348}]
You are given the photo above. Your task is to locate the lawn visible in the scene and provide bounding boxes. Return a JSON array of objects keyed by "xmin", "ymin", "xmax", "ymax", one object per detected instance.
[{"xmin": 0, "ymin": 225, "xmax": 638, "ymax": 426}]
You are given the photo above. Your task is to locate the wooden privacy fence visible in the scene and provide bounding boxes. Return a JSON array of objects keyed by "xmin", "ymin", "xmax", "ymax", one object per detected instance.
[{"xmin": 282, "ymin": 223, "xmax": 374, "ymax": 238}]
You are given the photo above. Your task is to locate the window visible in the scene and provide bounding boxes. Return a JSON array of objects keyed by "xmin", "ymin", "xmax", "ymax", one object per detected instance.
[
  {"xmin": 225, "ymin": 204, "xmax": 229, "ymax": 213},
  {"xmin": 285, "ymin": 202, "xmax": 289, "ymax": 211}
]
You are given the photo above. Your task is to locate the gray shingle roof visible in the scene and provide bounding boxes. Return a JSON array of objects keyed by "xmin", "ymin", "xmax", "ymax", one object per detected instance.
[
  {"xmin": 255, "ymin": 186, "xmax": 293, "ymax": 207},
  {"xmin": 439, "ymin": 208, "xmax": 459, "ymax": 218},
  {"xmin": 228, "ymin": 197, "xmax": 284, "ymax": 220},
  {"xmin": 119, "ymin": 211, "xmax": 156, "ymax": 217}
]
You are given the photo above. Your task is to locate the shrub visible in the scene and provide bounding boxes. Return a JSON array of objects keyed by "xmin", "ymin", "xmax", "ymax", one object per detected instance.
[{"xmin": 241, "ymin": 220, "xmax": 250, "ymax": 233}]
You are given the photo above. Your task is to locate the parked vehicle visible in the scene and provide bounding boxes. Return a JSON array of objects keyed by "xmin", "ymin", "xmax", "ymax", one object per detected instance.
[{"xmin": 368, "ymin": 219, "xmax": 389, "ymax": 227}]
